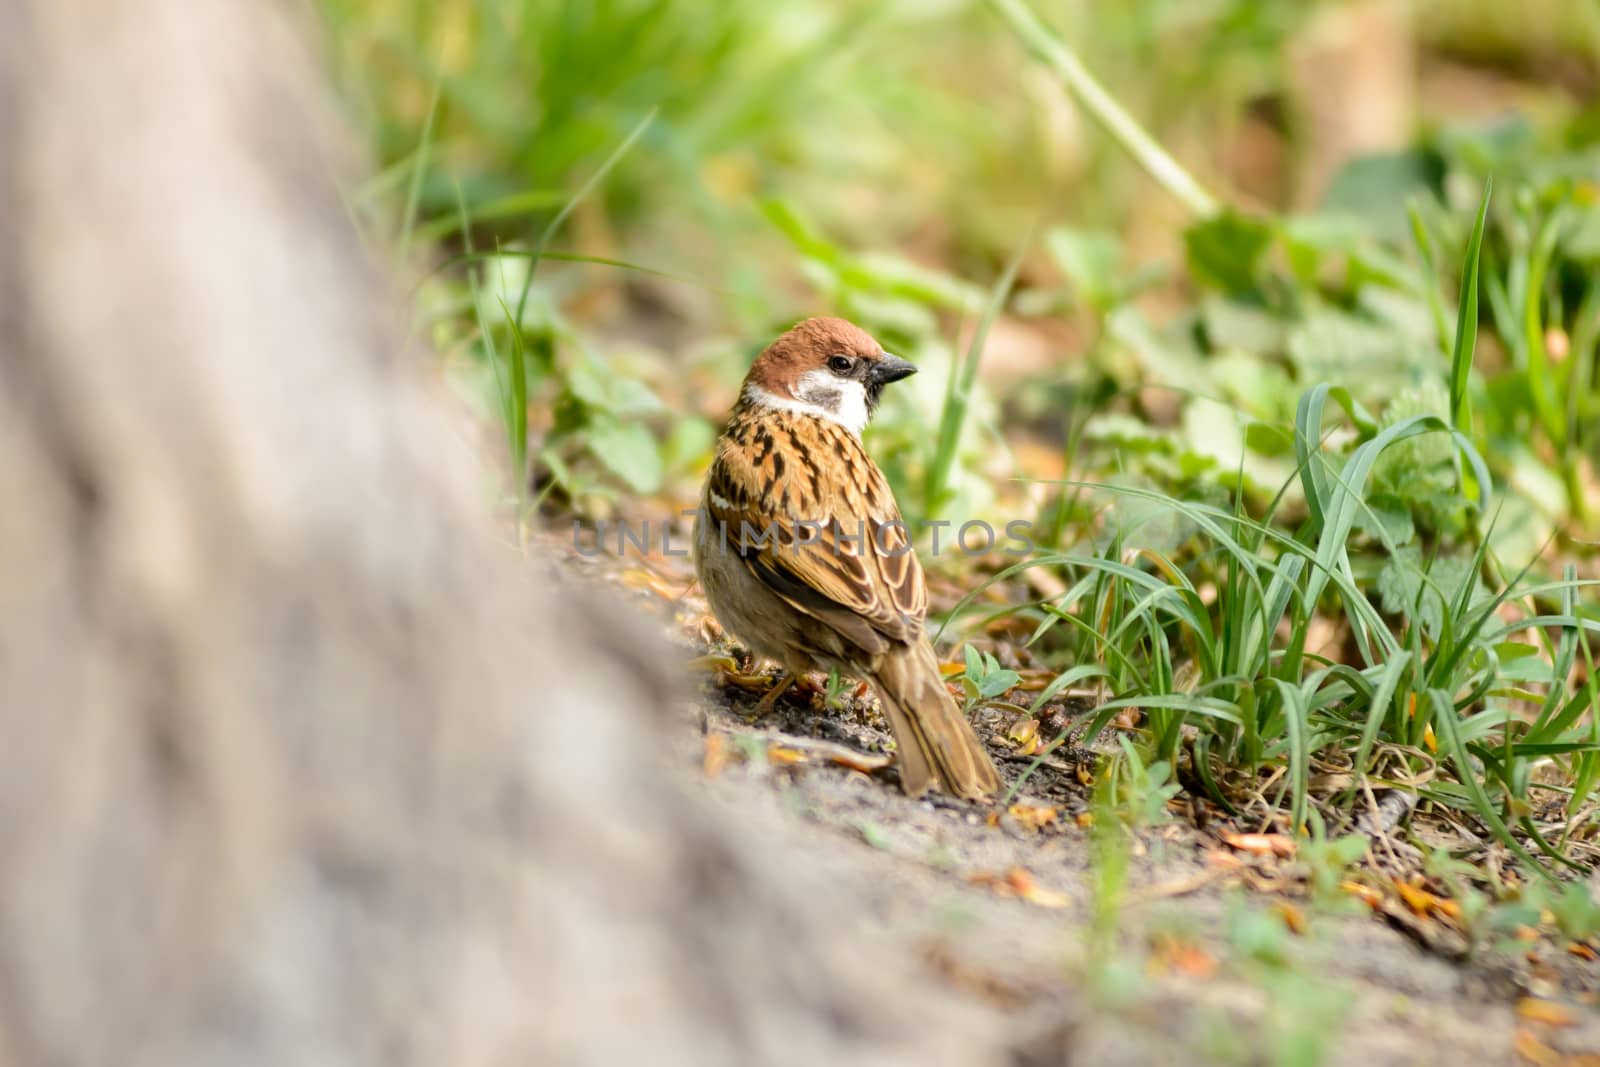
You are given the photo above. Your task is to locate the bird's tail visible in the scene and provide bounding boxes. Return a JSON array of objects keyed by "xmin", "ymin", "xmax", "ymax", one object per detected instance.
[{"xmin": 872, "ymin": 641, "xmax": 1001, "ymax": 800}]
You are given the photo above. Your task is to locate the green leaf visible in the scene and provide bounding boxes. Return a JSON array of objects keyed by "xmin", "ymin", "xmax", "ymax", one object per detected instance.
[
  {"xmin": 608, "ymin": 378, "xmax": 665, "ymax": 416},
  {"xmin": 1328, "ymin": 834, "xmax": 1372, "ymax": 867},
  {"xmin": 847, "ymin": 252, "xmax": 984, "ymax": 309},
  {"xmin": 587, "ymin": 418, "xmax": 663, "ymax": 494},
  {"xmin": 1209, "ymin": 350, "xmax": 1294, "ymax": 419},
  {"xmin": 1436, "ymin": 115, "xmax": 1535, "ymax": 174},
  {"xmin": 1106, "ymin": 306, "xmax": 1209, "ymax": 391},
  {"xmin": 1244, "ymin": 420, "xmax": 1294, "ymax": 457},
  {"xmin": 1046, "ymin": 226, "xmax": 1123, "ymax": 306},
  {"xmin": 762, "ymin": 197, "xmax": 843, "ymax": 263},
  {"xmin": 1287, "ymin": 309, "xmax": 1430, "ymax": 399},
  {"xmin": 1356, "ymin": 499, "xmax": 1415, "ymax": 546},
  {"xmin": 1281, "ymin": 212, "xmax": 1364, "ymax": 284},
  {"xmin": 1357, "ymin": 286, "xmax": 1437, "ymax": 346},
  {"xmin": 1184, "ymin": 211, "xmax": 1274, "ymax": 295},
  {"xmin": 856, "ymin": 820, "xmax": 893, "ymax": 851},
  {"xmin": 1377, "ymin": 547, "xmax": 1480, "ymax": 641},
  {"xmin": 1201, "ymin": 295, "xmax": 1288, "ymax": 355},
  {"xmin": 1082, "ymin": 412, "xmax": 1178, "ymax": 453},
  {"xmin": 1370, "ymin": 382, "xmax": 1466, "ymax": 535},
  {"xmin": 566, "ymin": 358, "xmax": 663, "ymax": 416},
  {"xmin": 662, "ymin": 416, "xmax": 717, "ymax": 473},
  {"xmin": 979, "ymin": 670, "xmax": 1022, "ymax": 700},
  {"xmin": 1566, "ymin": 204, "xmax": 1600, "ymax": 262},
  {"xmin": 565, "ymin": 359, "xmax": 611, "ymax": 409},
  {"xmin": 1551, "ymin": 882, "xmax": 1600, "ymax": 940},
  {"xmin": 1321, "ymin": 149, "xmax": 1444, "ymax": 239}
]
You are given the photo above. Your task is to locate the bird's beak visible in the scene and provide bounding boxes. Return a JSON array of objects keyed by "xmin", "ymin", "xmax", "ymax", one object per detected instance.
[{"xmin": 869, "ymin": 354, "xmax": 918, "ymax": 386}]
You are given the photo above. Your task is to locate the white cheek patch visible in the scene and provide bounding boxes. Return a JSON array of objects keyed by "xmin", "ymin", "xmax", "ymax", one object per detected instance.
[{"xmin": 745, "ymin": 373, "xmax": 869, "ymax": 434}]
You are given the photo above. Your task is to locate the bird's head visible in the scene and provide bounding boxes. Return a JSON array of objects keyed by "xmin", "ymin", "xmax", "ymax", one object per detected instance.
[{"xmin": 741, "ymin": 317, "xmax": 917, "ymax": 434}]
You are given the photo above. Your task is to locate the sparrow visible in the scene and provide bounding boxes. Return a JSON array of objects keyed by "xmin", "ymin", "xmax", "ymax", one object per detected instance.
[{"xmin": 694, "ymin": 317, "xmax": 1002, "ymax": 800}]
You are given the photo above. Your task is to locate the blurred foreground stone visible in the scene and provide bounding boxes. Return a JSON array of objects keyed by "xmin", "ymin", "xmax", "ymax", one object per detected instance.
[{"xmin": 0, "ymin": 4, "xmax": 988, "ymax": 1065}]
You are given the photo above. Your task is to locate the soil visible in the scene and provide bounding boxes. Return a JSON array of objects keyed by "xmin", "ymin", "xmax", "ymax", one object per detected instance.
[{"xmin": 564, "ymin": 538, "xmax": 1600, "ymax": 1066}]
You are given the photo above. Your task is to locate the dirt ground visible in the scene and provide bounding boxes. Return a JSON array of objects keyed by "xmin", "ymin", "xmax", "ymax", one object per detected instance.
[{"xmin": 565, "ymin": 543, "xmax": 1600, "ymax": 1066}]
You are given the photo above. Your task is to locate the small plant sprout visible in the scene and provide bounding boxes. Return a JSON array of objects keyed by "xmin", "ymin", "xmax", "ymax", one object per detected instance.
[{"xmin": 960, "ymin": 644, "xmax": 1022, "ymax": 713}]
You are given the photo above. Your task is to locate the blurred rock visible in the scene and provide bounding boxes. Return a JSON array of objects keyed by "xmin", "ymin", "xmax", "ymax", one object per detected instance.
[{"xmin": 0, "ymin": 3, "xmax": 990, "ymax": 1065}]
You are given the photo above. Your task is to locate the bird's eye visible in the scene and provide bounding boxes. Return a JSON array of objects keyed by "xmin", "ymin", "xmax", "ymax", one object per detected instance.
[{"xmin": 827, "ymin": 355, "xmax": 854, "ymax": 375}]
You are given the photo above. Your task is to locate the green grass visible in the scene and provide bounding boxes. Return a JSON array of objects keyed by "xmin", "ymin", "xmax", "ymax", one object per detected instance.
[
  {"xmin": 933, "ymin": 173, "xmax": 1600, "ymax": 880},
  {"xmin": 959, "ymin": 423, "xmax": 1596, "ymax": 880}
]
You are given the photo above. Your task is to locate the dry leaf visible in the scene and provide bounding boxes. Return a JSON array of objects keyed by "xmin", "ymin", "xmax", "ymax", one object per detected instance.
[
  {"xmin": 1567, "ymin": 942, "xmax": 1598, "ymax": 962},
  {"xmin": 1149, "ymin": 936, "xmax": 1219, "ymax": 979},
  {"xmin": 702, "ymin": 733, "xmax": 730, "ymax": 777},
  {"xmin": 1516, "ymin": 998, "xmax": 1578, "ymax": 1027},
  {"xmin": 766, "ymin": 744, "xmax": 807, "ymax": 766},
  {"xmin": 1341, "ymin": 880, "xmax": 1383, "ymax": 910},
  {"xmin": 1008, "ymin": 717, "xmax": 1041, "ymax": 750},
  {"xmin": 1007, "ymin": 803, "xmax": 1059, "ymax": 832},
  {"xmin": 968, "ymin": 866, "xmax": 1071, "ymax": 909},
  {"xmin": 620, "ymin": 567, "xmax": 684, "ymax": 600},
  {"xmin": 1393, "ymin": 880, "xmax": 1433, "ymax": 916},
  {"xmin": 1394, "ymin": 880, "xmax": 1458, "ymax": 921},
  {"xmin": 1010, "ymin": 870, "xmax": 1072, "ymax": 910},
  {"xmin": 1275, "ymin": 902, "xmax": 1308, "ymax": 935},
  {"xmin": 714, "ymin": 666, "xmax": 778, "ymax": 691},
  {"xmin": 1206, "ymin": 850, "xmax": 1246, "ymax": 870},
  {"xmin": 1514, "ymin": 1028, "xmax": 1563, "ymax": 1067},
  {"xmin": 1223, "ymin": 832, "xmax": 1296, "ymax": 857},
  {"xmin": 1006, "ymin": 718, "xmax": 1041, "ymax": 757},
  {"xmin": 687, "ymin": 653, "xmax": 738, "ymax": 674},
  {"xmin": 825, "ymin": 748, "xmax": 890, "ymax": 774}
]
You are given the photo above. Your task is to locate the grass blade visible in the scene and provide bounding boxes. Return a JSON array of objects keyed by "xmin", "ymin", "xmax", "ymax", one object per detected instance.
[
  {"xmin": 987, "ymin": 0, "xmax": 1218, "ymax": 218},
  {"xmin": 1406, "ymin": 200, "xmax": 1452, "ymax": 354},
  {"xmin": 399, "ymin": 68, "xmax": 444, "ymax": 259},
  {"xmin": 1428, "ymin": 688, "xmax": 1553, "ymax": 881},
  {"xmin": 924, "ymin": 235, "xmax": 1028, "ymax": 516},
  {"xmin": 513, "ymin": 106, "xmax": 659, "ymax": 331},
  {"xmin": 1449, "ymin": 178, "xmax": 1491, "ymax": 432}
]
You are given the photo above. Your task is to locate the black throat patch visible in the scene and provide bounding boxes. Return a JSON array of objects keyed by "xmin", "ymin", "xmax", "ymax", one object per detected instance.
[{"xmin": 799, "ymin": 384, "xmax": 843, "ymax": 413}]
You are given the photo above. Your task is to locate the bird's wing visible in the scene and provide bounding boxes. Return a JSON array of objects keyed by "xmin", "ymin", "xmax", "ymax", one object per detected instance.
[{"xmin": 704, "ymin": 411, "xmax": 925, "ymax": 656}]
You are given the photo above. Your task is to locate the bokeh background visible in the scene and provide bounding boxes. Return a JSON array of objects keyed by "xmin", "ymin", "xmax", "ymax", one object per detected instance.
[{"xmin": 317, "ymin": 0, "xmax": 1600, "ymax": 565}]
